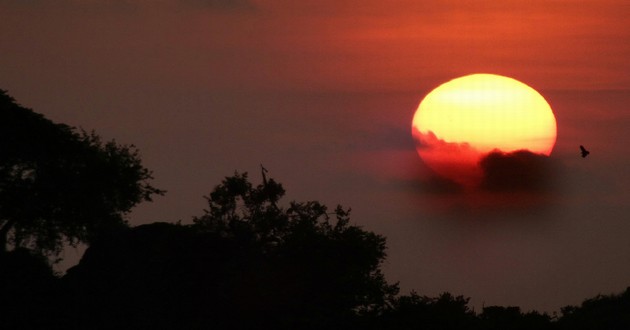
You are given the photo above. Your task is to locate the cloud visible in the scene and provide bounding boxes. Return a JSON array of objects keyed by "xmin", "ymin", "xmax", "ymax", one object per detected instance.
[
  {"xmin": 412, "ymin": 129, "xmax": 474, "ymax": 153},
  {"xmin": 389, "ymin": 150, "xmax": 562, "ymax": 217},
  {"xmin": 412, "ymin": 129, "xmax": 483, "ymax": 187},
  {"xmin": 479, "ymin": 149, "xmax": 558, "ymax": 192},
  {"xmin": 410, "ymin": 129, "xmax": 563, "ymax": 195}
]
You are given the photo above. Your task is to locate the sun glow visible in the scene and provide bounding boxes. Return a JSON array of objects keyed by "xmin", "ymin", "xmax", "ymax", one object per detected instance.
[{"xmin": 412, "ymin": 74, "xmax": 557, "ymax": 186}]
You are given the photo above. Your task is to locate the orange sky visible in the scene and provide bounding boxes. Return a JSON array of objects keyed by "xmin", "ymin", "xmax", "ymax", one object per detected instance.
[
  {"xmin": 206, "ymin": 0, "xmax": 630, "ymax": 91},
  {"xmin": 3, "ymin": 1, "xmax": 628, "ymax": 94}
]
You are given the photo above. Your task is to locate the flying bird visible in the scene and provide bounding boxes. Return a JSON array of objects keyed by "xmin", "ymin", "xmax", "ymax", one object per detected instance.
[{"xmin": 580, "ymin": 145, "xmax": 590, "ymax": 158}]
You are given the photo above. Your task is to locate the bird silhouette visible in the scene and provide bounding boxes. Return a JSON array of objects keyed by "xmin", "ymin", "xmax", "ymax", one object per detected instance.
[{"xmin": 580, "ymin": 145, "xmax": 590, "ymax": 158}]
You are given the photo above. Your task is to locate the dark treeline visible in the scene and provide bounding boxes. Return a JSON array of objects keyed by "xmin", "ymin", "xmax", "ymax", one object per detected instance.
[
  {"xmin": 1, "ymin": 90, "xmax": 629, "ymax": 329},
  {"xmin": 2, "ymin": 196, "xmax": 630, "ymax": 329}
]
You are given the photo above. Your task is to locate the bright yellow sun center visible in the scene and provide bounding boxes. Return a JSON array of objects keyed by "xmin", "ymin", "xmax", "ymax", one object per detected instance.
[
  {"xmin": 413, "ymin": 74, "xmax": 556, "ymax": 154},
  {"xmin": 411, "ymin": 73, "xmax": 557, "ymax": 186}
]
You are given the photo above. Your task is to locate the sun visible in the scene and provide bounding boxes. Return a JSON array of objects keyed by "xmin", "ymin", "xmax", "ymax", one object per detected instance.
[{"xmin": 411, "ymin": 73, "xmax": 557, "ymax": 186}]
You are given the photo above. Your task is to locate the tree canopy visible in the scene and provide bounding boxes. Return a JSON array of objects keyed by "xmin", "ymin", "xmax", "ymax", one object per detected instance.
[
  {"xmin": 54, "ymin": 172, "xmax": 399, "ymax": 329},
  {"xmin": 0, "ymin": 90, "xmax": 163, "ymax": 256},
  {"xmin": 192, "ymin": 171, "xmax": 399, "ymax": 325}
]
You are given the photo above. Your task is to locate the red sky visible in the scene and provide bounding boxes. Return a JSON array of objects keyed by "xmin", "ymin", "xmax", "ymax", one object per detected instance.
[{"xmin": 2, "ymin": 0, "xmax": 630, "ymax": 312}]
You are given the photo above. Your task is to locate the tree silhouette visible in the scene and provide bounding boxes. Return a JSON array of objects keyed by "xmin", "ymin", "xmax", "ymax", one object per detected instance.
[
  {"xmin": 479, "ymin": 306, "xmax": 553, "ymax": 330},
  {"xmin": 0, "ymin": 248, "xmax": 60, "ymax": 328},
  {"xmin": 59, "ymin": 172, "xmax": 398, "ymax": 329},
  {"xmin": 377, "ymin": 291, "xmax": 478, "ymax": 330},
  {"xmin": 192, "ymin": 171, "xmax": 399, "ymax": 328},
  {"xmin": 0, "ymin": 90, "xmax": 163, "ymax": 256},
  {"xmin": 61, "ymin": 223, "xmax": 226, "ymax": 329},
  {"xmin": 558, "ymin": 287, "xmax": 630, "ymax": 330}
]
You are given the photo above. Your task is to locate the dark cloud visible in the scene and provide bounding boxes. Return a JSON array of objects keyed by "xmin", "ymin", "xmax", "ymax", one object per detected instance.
[
  {"xmin": 388, "ymin": 150, "xmax": 562, "ymax": 218},
  {"xmin": 479, "ymin": 150, "xmax": 558, "ymax": 192},
  {"xmin": 408, "ymin": 129, "xmax": 562, "ymax": 195}
]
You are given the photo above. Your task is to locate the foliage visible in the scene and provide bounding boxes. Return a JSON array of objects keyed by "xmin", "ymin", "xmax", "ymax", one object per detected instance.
[
  {"xmin": 0, "ymin": 248, "xmax": 59, "ymax": 328},
  {"xmin": 0, "ymin": 90, "xmax": 164, "ymax": 256},
  {"xmin": 557, "ymin": 287, "xmax": 630, "ymax": 330},
  {"xmin": 377, "ymin": 291, "xmax": 478, "ymax": 330},
  {"xmin": 192, "ymin": 172, "xmax": 399, "ymax": 326},
  {"xmin": 53, "ymin": 173, "xmax": 398, "ymax": 329},
  {"xmin": 479, "ymin": 306, "xmax": 553, "ymax": 330}
]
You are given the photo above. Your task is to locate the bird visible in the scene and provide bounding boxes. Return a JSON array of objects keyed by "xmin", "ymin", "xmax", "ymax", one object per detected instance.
[{"xmin": 580, "ymin": 145, "xmax": 590, "ymax": 158}]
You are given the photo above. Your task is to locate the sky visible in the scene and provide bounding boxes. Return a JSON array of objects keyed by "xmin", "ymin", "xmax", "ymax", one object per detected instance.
[{"xmin": 2, "ymin": 0, "xmax": 630, "ymax": 313}]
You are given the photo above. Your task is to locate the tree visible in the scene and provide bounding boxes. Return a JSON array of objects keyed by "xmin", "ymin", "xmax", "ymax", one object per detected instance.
[
  {"xmin": 0, "ymin": 248, "xmax": 59, "ymax": 329},
  {"xmin": 557, "ymin": 287, "xmax": 630, "ymax": 330},
  {"xmin": 55, "ymin": 172, "xmax": 398, "ymax": 329},
  {"xmin": 377, "ymin": 291, "xmax": 478, "ymax": 330},
  {"xmin": 0, "ymin": 90, "xmax": 163, "ymax": 256},
  {"xmin": 192, "ymin": 171, "xmax": 399, "ymax": 328},
  {"xmin": 479, "ymin": 306, "xmax": 553, "ymax": 330}
]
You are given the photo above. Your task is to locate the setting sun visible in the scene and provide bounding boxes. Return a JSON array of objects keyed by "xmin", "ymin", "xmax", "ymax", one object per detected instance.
[{"xmin": 412, "ymin": 74, "xmax": 557, "ymax": 186}]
